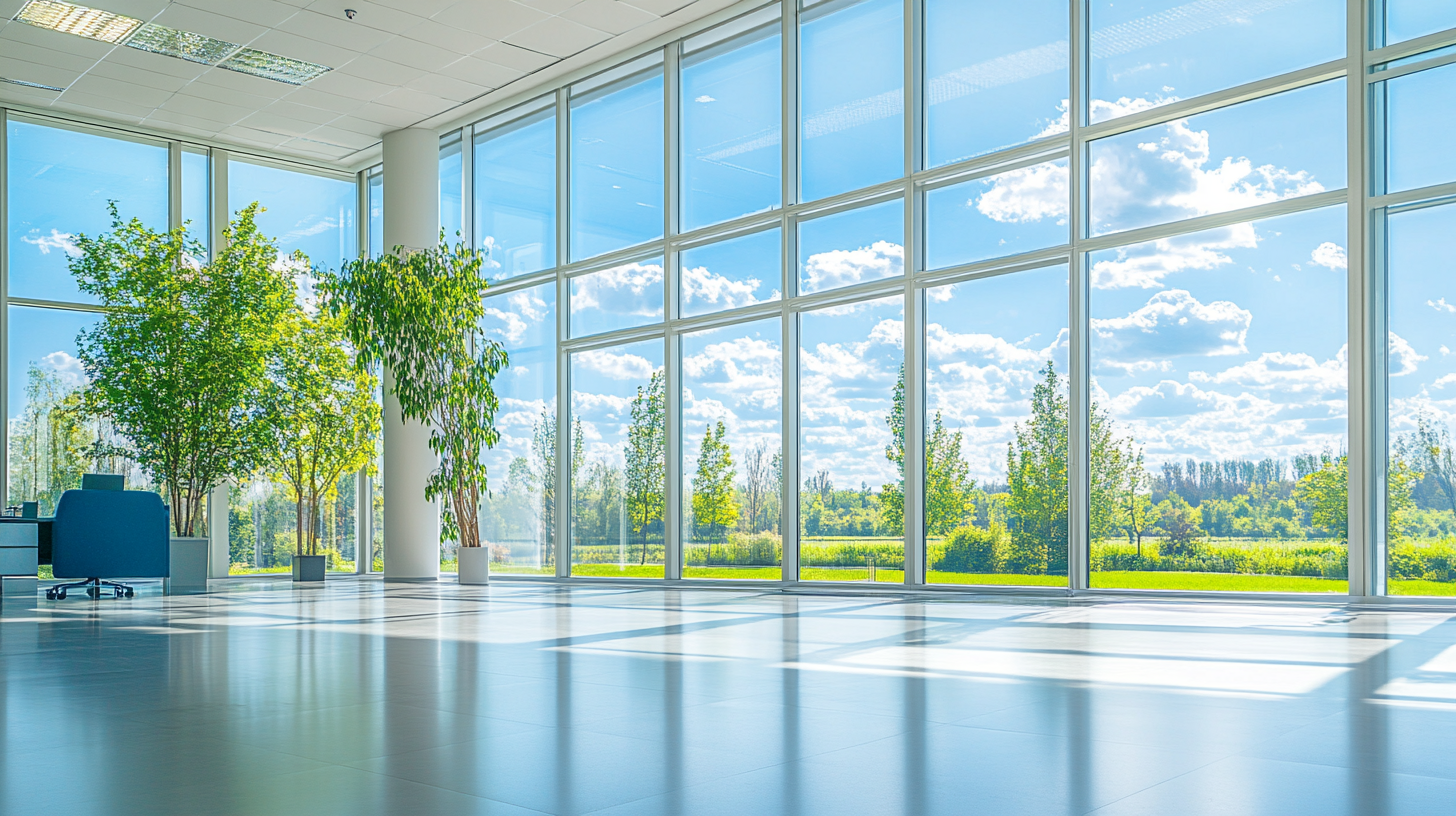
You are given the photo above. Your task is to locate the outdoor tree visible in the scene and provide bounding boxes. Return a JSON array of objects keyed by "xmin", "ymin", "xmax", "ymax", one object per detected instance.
[
  {"xmin": 1006, "ymin": 362, "xmax": 1069, "ymax": 574},
  {"xmin": 742, "ymin": 440, "xmax": 775, "ymax": 534},
  {"xmin": 1405, "ymin": 416, "xmax": 1456, "ymax": 516},
  {"xmin": 262, "ymin": 308, "xmax": 380, "ymax": 558},
  {"xmin": 692, "ymin": 421, "xmax": 739, "ymax": 542},
  {"xmin": 624, "ymin": 370, "xmax": 666, "ymax": 564},
  {"xmin": 1122, "ymin": 446, "xmax": 1160, "ymax": 556},
  {"xmin": 8, "ymin": 364, "xmax": 94, "ymax": 514},
  {"xmin": 1294, "ymin": 454, "xmax": 1348, "ymax": 540},
  {"xmin": 324, "ymin": 234, "xmax": 507, "ymax": 550},
  {"xmin": 882, "ymin": 365, "xmax": 977, "ymax": 536},
  {"xmin": 72, "ymin": 203, "xmax": 292, "ymax": 537}
]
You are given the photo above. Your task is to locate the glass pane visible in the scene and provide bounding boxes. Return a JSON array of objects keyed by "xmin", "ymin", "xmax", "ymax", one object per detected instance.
[
  {"xmin": 925, "ymin": 267, "xmax": 1070, "ymax": 586},
  {"xmin": 368, "ymin": 171, "xmax": 383, "ymax": 259},
  {"xmin": 681, "ymin": 12, "xmax": 782, "ymax": 231},
  {"xmin": 229, "ymin": 473, "xmax": 359, "ymax": 574},
  {"xmin": 798, "ymin": 198, "xmax": 904, "ymax": 295},
  {"xmin": 570, "ymin": 59, "xmax": 665, "ymax": 261},
  {"xmin": 1089, "ymin": 80, "xmax": 1345, "ymax": 237},
  {"xmin": 7, "ymin": 121, "xmax": 167, "ymax": 304},
  {"xmin": 476, "ymin": 106, "xmax": 556, "ymax": 278},
  {"xmin": 440, "ymin": 135, "xmax": 463, "ymax": 242},
  {"xmin": 1385, "ymin": 0, "xmax": 1456, "ymax": 45},
  {"xmin": 800, "ymin": 0, "xmax": 903, "ymax": 202},
  {"xmin": 682, "ymin": 318, "xmax": 782, "ymax": 579},
  {"xmin": 1386, "ymin": 202, "xmax": 1456, "ymax": 596},
  {"xmin": 571, "ymin": 338, "xmax": 665, "ymax": 577},
  {"xmin": 680, "ymin": 228, "xmax": 782, "ymax": 317},
  {"xmin": 799, "ymin": 295, "xmax": 904, "ymax": 582},
  {"xmin": 1089, "ymin": 0, "xmax": 1343, "ymax": 124},
  {"xmin": 1088, "ymin": 206, "xmax": 1348, "ymax": 593},
  {"xmin": 480, "ymin": 284, "xmax": 558, "ymax": 576},
  {"xmin": 7, "ymin": 306, "xmax": 142, "ymax": 520},
  {"xmin": 182, "ymin": 148, "xmax": 209, "ymax": 252},
  {"xmin": 570, "ymin": 257, "xmax": 664, "ymax": 338},
  {"xmin": 1385, "ymin": 62, "xmax": 1456, "ymax": 194},
  {"xmin": 925, "ymin": 160, "xmax": 1070, "ymax": 270},
  {"xmin": 925, "ymin": 0, "xmax": 1069, "ymax": 167},
  {"xmin": 228, "ymin": 160, "xmax": 357, "ymax": 271}
]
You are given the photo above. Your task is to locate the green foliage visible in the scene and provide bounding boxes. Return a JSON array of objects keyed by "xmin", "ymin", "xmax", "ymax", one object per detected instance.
[
  {"xmin": 71, "ymin": 203, "xmax": 292, "ymax": 536},
  {"xmin": 691, "ymin": 421, "xmax": 739, "ymax": 542},
  {"xmin": 1092, "ymin": 538, "xmax": 1347, "ymax": 579},
  {"xmin": 684, "ymin": 531, "xmax": 781, "ymax": 566},
  {"xmin": 625, "ymin": 370, "xmax": 666, "ymax": 563},
  {"xmin": 324, "ymin": 233, "xmax": 506, "ymax": 548},
  {"xmin": 882, "ymin": 365, "xmax": 977, "ymax": 536},
  {"xmin": 933, "ymin": 524, "xmax": 1004, "ymax": 573},
  {"xmin": 1156, "ymin": 494, "xmax": 1204, "ymax": 557},
  {"xmin": 7, "ymin": 365, "xmax": 96, "ymax": 515},
  {"xmin": 1293, "ymin": 453, "xmax": 1347, "ymax": 540},
  {"xmin": 1005, "ymin": 362, "xmax": 1068, "ymax": 574},
  {"xmin": 262, "ymin": 309, "xmax": 380, "ymax": 556},
  {"xmin": 228, "ymin": 502, "xmax": 255, "ymax": 567}
]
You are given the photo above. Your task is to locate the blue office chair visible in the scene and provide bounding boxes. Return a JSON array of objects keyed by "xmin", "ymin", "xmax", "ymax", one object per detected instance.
[{"xmin": 47, "ymin": 489, "xmax": 169, "ymax": 600}]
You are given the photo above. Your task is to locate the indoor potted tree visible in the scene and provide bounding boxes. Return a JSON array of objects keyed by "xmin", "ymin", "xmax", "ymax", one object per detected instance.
[
  {"xmin": 322, "ymin": 234, "xmax": 507, "ymax": 584},
  {"xmin": 70, "ymin": 204, "xmax": 291, "ymax": 593},
  {"xmin": 262, "ymin": 305, "xmax": 379, "ymax": 582}
]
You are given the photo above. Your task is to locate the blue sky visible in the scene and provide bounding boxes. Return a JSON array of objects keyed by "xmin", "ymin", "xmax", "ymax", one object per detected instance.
[{"xmin": 1387, "ymin": 202, "xmax": 1456, "ymax": 448}]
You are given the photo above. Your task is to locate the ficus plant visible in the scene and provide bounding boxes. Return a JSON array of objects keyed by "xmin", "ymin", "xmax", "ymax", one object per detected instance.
[
  {"xmin": 262, "ymin": 306, "xmax": 380, "ymax": 558},
  {"xmin": 70, "ymin": 203, "xmax": 293, "ymax": 537},
  {"xmin": 321, "ymin": 234, "xmax": 507, "ymax": 550}
]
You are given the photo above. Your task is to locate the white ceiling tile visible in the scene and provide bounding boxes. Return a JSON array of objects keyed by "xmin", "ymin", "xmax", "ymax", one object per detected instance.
[
  {"xmin": 327, "ymin": 115, "xmax": 390, "ymax": 137},
  {"xmin": 0, "ymin": 1, "xmax": 26, "ymax": 18},
  {"xmin": 504, "ymin": 18, "xmax": 610, "ymax": 59},
  {"xmin": 160, "ymin": 92, "xmax": 252, "ymax": 124},
  {"xmin": 145, "ymin": 106, "xmax": 239, "ymax": 131},
  {"xmin": 432, "ymin": 1, "xmax": 551, "ymax": 40},
  {"xmin": 105, "ymin": 44, "xmax": 214, "ymax": 79},
  {"xmin": 473, "ymin": 41, "xmax": 556, "ymax": 73},
  {"xmin": 301, "ymin": 124, "xmax": 380, "ymax": 149},
  {"xmin": 367, "ymin": 35, "xmax": 459, "ymax": 73},
  {"xmin": 404, "ymin": 72, "xmax": 490, "ymax": 103},
  {"xmin": 0, "ymin": 55, "xmax": 85, "ymax": 89},
  {"xmin": 353, "ymin": 101, "xmax": 424, "ymax": 128},
  {"xmin": 397, "ymin": 20, "xmax": 493, "ymax": 56},
  {"xmin": 55, "ymin": 89, "xmax": 156, "ymax": 119},
  {"xmin": 561, "ymin": 0, "xmax": 658, "ymax": 35},
  {"xmin": 0, "ymin": 87, "xmax": 65, "ymax": 108},
  {"xmin": 152, "ymin": 5, "xmax": 270, "ymax": 46},
  {"xmin": 303, "ymin": 0, "xmax": 426, "ymax": 36},
  {"xmin": 373, "ymin": 87, "xmax": 454, "ymax": 116},
  {"xmin": 278, "ymin": 86, "xmax": 366, "ymax": 114},
  {"xmin": 516, "ymin": 0, "xmax": 582, "ymax": 14},
  {"xmin": 437, "ymin": 55, "xmax": 525, "ymax": 89},
  {"xmin": 276, "ymin": 10, "xmax": 393, "ymax": 52},
  {"xmin": 281, "ymin": 140, "xmax": 354, "ymax": 160},
  {"xmin": 621, "ymin": 0, "xmax": 696, "ymax": 15},
  {"xmin": 94, "ymin": 0, "xmax": 173, "ymax": 19},
  {"xmin": 88, "ymin": 59, "xmax": 197, "ymax": 92},
  {"xmin": 368, "ymin": 0, "xmax": 454, "ymax": 16},
  {"xmin": 219, "ymin": 125, "xmax": 291, "ymax": 146},
  {"xmin": 66, "ymin": 74, "xmax": 175, "ymax": 108},
  {"xmin": 50, "ymin": 99, "xmax": 144, "ymax": 124},
  {"xmin": 176, "ymin": 0, "xmax": 302, "ymax": 29},
  {"xmin": 336, "ymin": 54, "xmax": 426, "ymax": 86},
  {"xmin": 188, "ymin": 67, "xmax": 292, "ymax": 103},
  {"xmin": 236, "ymin": 112, "xmax": 316, "ymax": 138},
  {"xmin": 257, "ymin": 99, "xmax": 340, "ymax": 126},
  {"xmin": 248, "ymin": 28, "xmax": 357, "ymax": 69},
  {"xmin": 306, "ymin": 68, "xmax": 392, "ymax": 101},
  {"xmin": 2, "ymin": 19, "xmax": 115, "ymax": 61},
  {"xmin": 0, "ymin": 34, "xmax": 98, "ymax": 74}
]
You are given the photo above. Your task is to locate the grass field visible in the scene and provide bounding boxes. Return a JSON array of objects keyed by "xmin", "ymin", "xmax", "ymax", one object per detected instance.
[
  {"xmin": 1388, "ymin": 579, "xmax": 1456, "ymax": 596},
  {"xmin": 1091, "ymin": 571, "xmax": 1347, "ymax": 592}
]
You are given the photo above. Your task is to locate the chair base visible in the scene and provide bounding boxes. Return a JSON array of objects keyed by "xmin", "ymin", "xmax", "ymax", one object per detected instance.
[{"xmin": 46, "ymin": 577, "xmax": 134, "ymax": 600}]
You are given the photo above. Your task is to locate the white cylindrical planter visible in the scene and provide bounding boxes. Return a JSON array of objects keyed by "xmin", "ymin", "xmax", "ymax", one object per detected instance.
[
  {"xmin": 457, "ymin": 546, "xmax": 489, "ymax": 585},
  {"xmin": 381, "ymin": 128, "xmax": 442, "ymax": 583}
]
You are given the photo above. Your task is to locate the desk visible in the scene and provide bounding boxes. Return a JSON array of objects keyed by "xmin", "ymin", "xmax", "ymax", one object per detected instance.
[{"xmin": 0, "ymin": 516, "xmax": 51, "ymax": 565}]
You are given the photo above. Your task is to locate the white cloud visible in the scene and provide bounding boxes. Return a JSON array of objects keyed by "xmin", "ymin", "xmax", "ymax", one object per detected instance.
[
  {"xmin": 1430, "ymin": 297, "xmax": 1456, "ymax": 314},
  {"xmin": 926, "ymin": 323, "xmax": 1053, "ymax": 367},
  {"xmin": 695, "ymin": 95, "xmax": 716, "ymax": 103},
  {"xmin": 1090, "ymin": 223, "xmax": 1259, "ymax": 289},
  {"xmin": 1433, "ymin": 373, "xmax": 1456, "ymax": 388},
  {"xmin": 1189, "ymin": 347, "xmax": 1347, "ymax": 394},
  {"xmin": 483, "ymin": 289, "xmax": 550, "ymax": 345},
  {"xmin": 1310, "ymin": 241, "xmax": 1347, "ymax": 270},
  {"xmin": 40, "ymin": 350, "xmax": 87, "ymax": 387},
  {"xmin": 1093, "ymin": 289, "xmax": 1251, "ymax": 367},
  {"xmin": 681, "ymin": 265, "xmax": 769, "ymax": 311},
  {"xmin": 575, "ymin": 348, "xmax": 657, "ymax": 380},
  {"xmin": 683, "ymin": 336, "xmax": 781, "ymax": 410},
  {"xmin": 975, "ymin": 162, "xmax": 1069, "ymax": 224},
  {"xmin": 802, "ymin": 241, "xmax": 902, "ymax": 292},
  {"xmin": 1389, "ymin": 332, "xmax": 1427, "ymax": 376},
  {"xmin": 22, "ymin": 229, "xmax": 81, "ymax": 257},
  {"xmin": 571, "ymin": 261, "xmax": 663, "ymax": 318}
]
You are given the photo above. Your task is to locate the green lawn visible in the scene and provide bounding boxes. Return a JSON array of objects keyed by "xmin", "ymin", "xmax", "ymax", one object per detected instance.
[
  {"xmin": 928, "ymin": 572, "xmax": 1069, "ymax": 587},
  {"xmin": 1091, "ymin": 571, "xmax": 1347, "ymax": 592},
  {"xmin": 1388, "ymin": 579, "xmax": 1456, "ymax": 596}
]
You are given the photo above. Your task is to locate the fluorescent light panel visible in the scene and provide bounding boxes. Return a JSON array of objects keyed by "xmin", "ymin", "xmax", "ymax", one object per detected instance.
[
  {"xmin": 11, "ymin": 1, "xmax": 331, "ymax": 85},
  {"xmin": 15, "ymin": 0, "xmax": 140, "ymax": 43},
  {"xmin": 0, "ymin": 76, "xmax": 66, "ymax": 92},
  {"xmin": 219, "ymin": 49, "xmax": 330, "ymax": 86},
  {"xmin": 126, "ymin": 23, "xmax": 239, "ymax": 65}
]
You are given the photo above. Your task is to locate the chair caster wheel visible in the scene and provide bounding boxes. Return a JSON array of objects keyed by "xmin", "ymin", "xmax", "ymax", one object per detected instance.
[
  {"xmin": 55, "ymin": 589, "xmax": 66, "ymax": 600},
  {"xmin": 123, "ymin": 588, "xmax": 135, "ymax": 598},
  {"xmin": 45, "ymin": 589, "xmax": 57, "ymax": 600}
]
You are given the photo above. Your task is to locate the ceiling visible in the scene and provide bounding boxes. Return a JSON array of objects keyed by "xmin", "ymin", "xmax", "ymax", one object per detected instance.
[{"xmin": 0, "ymin": 0, "xmax": 734, "ymax": 168}]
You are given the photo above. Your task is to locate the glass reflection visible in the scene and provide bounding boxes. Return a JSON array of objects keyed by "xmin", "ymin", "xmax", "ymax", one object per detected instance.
[
  {"xmin": 570, "ymin": 257, "xmax": 665, "ymax": 338},
  {"xmin": 925, "ymin": 160, "xmax": 1069, "ymax": 270},
  {"xmin": 475, "ymin": 104, "xmax": 556, "ymax": 278},
  {"xmin": 680, "ymin": 228, "xmax": 781, "ymax": 318},
  {"xmin": 570, "ymin": 57, "xmax": 665, "ymax": 261}
]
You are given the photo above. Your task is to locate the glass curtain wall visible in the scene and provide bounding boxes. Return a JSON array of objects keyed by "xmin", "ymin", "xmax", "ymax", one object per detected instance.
[{"xmin": 434, "ymin": 0, "xmax": 1451, "ymax": 594}]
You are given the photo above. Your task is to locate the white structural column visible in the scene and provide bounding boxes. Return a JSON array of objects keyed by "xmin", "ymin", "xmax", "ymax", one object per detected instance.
[
  {"xmin": 208, "ymin": 484, "xmax": 230, "ymax": 578},
  {"xmin": 382, "ymin": 128, "xmax": 441, "ymax": 582}
]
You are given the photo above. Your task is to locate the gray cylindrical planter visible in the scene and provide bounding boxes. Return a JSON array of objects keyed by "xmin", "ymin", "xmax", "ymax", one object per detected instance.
[
  {"xmin": 292, "ymin": 554, "xmax": 326, "ymax": 583},
  {"xmin": 167, "ymin": 537, "xmax": 210, "ymax": 595},
  {"xmin": 457, "ymin": 546, "xmax": 489, "ymax": 585}
]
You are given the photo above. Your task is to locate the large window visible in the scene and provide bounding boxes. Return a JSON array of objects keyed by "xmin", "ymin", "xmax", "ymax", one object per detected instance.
[
  {"xmin": 475, "ymin": 100, "xmax": 555, "ymax": 277},
  {"xmin": 227, "ymin": 159, "xmax": 357, "ymax": 271}
]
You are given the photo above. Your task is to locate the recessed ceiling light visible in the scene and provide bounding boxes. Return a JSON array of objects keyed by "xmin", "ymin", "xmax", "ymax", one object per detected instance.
[
  {"xmin": 15, "ymin": 0, "xmax": 141, "ymax": 44},
  {"xmin": 126, "ymin": 23, "xmax": 239, "ymax": 65},
  {"xmin": 0, "ymin": 76, "xmax": 66, "ymax": 92},
  {"xmin": 218, "ymin": 48, "xmax": 330, "ymax": 85}
]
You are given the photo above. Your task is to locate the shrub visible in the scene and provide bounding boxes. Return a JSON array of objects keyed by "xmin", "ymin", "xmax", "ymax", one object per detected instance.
[{"xmin": 933, "ymin": 525, "xmax": 1003, "ymax": 573}]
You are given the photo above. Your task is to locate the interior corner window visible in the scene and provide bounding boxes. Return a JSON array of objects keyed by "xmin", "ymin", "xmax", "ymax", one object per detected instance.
[
  {"xmin": 570, "ymin": 56, "xmax": 665, "ymax": 262},
  {"xmin": 681, "ymin": 9, "xmax": 782, "ymax": 231},
  {"xmin": 6, "ymin": 121, "xmax": 167, "ymax": 304},
  {"xmin": 925, "ymin": 0, "xmax": 1069, "ymax": 168},
  {"xmin": 800, "ymin": 0, "xmax": 904, "ymax": 202},
  {"xmin": 475, "ymin": 104, "xmax": 556, "ymax": 278}
]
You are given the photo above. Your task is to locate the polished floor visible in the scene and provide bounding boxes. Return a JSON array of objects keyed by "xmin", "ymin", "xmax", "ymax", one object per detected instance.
[{"xmin": 3, "ymin": 580, "xmax": 1456, "ymax": 816}]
